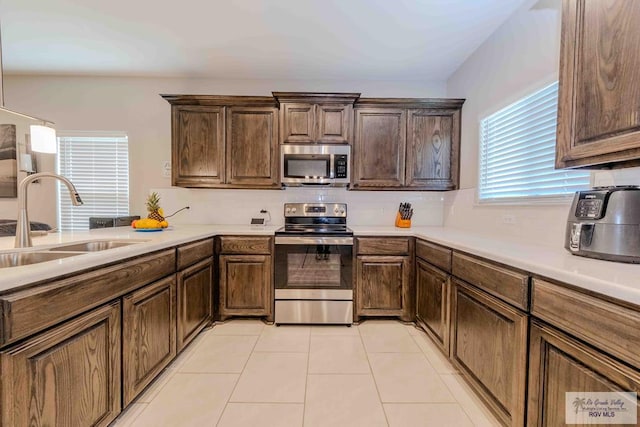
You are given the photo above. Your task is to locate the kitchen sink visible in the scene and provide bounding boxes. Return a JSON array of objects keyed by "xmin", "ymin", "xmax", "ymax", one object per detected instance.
[
  {"xmin": 47, "ymin": 240, "xmax": 146, "ymax": 252},
  {"xmin": 0, "ymin": 251, "xmax": 80, "ymax": 268}
]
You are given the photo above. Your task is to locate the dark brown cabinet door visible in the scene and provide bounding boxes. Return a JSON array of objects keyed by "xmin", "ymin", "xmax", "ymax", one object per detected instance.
[
  {"xmin": 406, "ymin": 109, "xmax": 460, "ymax": 190},
  {"xmin": 0, "ymin": 302, "xmax": 121, "ymax": 427},
  {"xmin": 557, "ymin": 0, "xmax": 640, "ymax": 168},
  {"xmin": 316, "ymin": 104, "xmax": 352, "ymax": 144},
  {"xmin": 177, "ymin": 258, "xmax": 213, "ymax": 352},
  {"xmin": 123, "ymin": 276, "xmax": 177, "ymax": 405},
  {"xmin": 280, "ymin": 103, "xmax": 315, "ymax": 144},
  {"xmin": 353, "ymin": 108, "xmax": 407, "ymax": 188},
  {"xmin": 172, "ymin": 106, "xmax": 225, "ymax": 186},
  {"xmin": 450, "ymin": 279, "xmax": 528, "ymax": 427},
  {"xmin": 415, "ymin": 259, "xmax": 450, "ymax": 355},
  {"xmin": 356, "ymin": 255, "xmax": 412, "ymax": 320},
  {"xmin": 219, "ymin": 254, "xmax": 272, "ymax": 319},
  {"xmin": 528, "ymin": 320, "xmax": 640, "ymax": 426},
  {"xmin": 226, "ymin": 106, "xmax": 279, "ymax": 187}
]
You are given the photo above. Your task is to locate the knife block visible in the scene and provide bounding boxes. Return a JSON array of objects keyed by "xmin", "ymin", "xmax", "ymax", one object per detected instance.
[{"xmin": 395, "ymin": 212, "xmax": 411, "ymax": 228}]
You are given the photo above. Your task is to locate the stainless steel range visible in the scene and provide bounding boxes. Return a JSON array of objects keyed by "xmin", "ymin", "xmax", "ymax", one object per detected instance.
[{"xmin": 274, "ymin": 203, "xmax": 353, "ymax": 325}]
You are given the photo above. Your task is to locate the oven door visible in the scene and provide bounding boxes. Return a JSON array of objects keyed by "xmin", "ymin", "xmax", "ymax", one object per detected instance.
[{"xmin": 274, "ymin": 236, "xmax": 353, "ymax": 300}]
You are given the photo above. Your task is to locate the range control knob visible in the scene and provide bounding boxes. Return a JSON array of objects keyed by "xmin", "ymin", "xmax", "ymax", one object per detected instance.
[
  {"xmin": 291, "ymin": 207, "xmax": 297, "ymax": 213},
  {"xmin": 339, "ymin": 209, "xmax": 345, "ymax": 214},
  {"xmin": 334, "ymin": 208, "xmax": 340, "ymax": 214},
  {"xmin": 285, "ymin": 208, "xmax": 291, "ymax": 214}
]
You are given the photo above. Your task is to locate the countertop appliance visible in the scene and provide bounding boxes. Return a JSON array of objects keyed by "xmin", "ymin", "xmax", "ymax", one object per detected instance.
[
  {"xmin": 274, "ymin": 202, "xmax": 353, "ymax": 325},
  {"xmin": 89, "ymin": 216, "xmax": 140, "ymax": 229},
  {"xmin": 281, "ymin": 144, "xmax": 350, "ymax": 187},
  {"xmin": 565, "ymin": 186, "xmax": 640, "ymax": 263}
]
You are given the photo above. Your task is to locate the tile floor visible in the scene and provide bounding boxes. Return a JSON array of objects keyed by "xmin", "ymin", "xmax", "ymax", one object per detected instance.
[{"xmin": 113, "ymin": 319, "xmax": 501, "ymax": 427}]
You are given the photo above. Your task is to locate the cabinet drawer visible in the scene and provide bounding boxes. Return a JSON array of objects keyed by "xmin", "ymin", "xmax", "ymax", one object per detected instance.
[
  {"xmin": 532, "ymin": 278, "xmax": 640, "ymax": 369},
  {"xmin": 177, "ymin": 238, "xmax": 214, "ymax": 270},
  {"xmin": 219, "ymin": 236, "xmax": 272, "ymax": 254},
  {"xmin": 452, "ymin": 252, "xmax": 529, "ymax": 310},
  {"xmin": 416, "ymin": 239, "xmax": 452, "ymax": 272},
  {"xmin": 356, "ymin": 237, "xmax": 410, "ymax": 255}
]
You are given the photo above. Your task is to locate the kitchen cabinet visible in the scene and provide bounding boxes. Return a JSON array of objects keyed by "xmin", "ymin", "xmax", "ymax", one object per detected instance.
[
  {"xmin": 163, "ymin": 95, "xmax": 280, "ymax": 189},
  {"xmin": 123, "ymin": 276, "xmax": 177, "ymax": 406},
  {"xmin": 0, "ymin": 302, "xmax": 121, "ymax": 427},
  {"xmin": 273, "ymin": 92, "xmax": 360, "ymax": 144},
  {"xmin": 353, "ymin": 108, "xmax": 407, "ymax": 188},
  {"xmin": 556, "ymin": 0, "xmax": 640, "ymax": 169},
  {"xmin": 527, "ymin": 320, "xmax": 640, "ymax": 426},
  {"xmin": 450, "ymin": 279, "xmax": 528, "ymax": 427},
  {"xmin": 352, "ymin": 99, "xmax": 464, "ymax": 190},
  {"xmin": 171, "ymin": 105, "xmax": 225, "ymax": 187},
  {"xmin": 415, "ymin": 259, "xmax": 451, "ymax": 356},
  {"xmin": 226, "ymin": 106, "xmax": 279, "ymax": 187},
  {"xmin": 355, "ymin": 237, "xmax": 414, "ymax": 321},
  {"xmin": 415, "ymin": 240, "xmax": 453, "ymax": 355},
  {"xmin": 406, "ymin": 109, "xmax": 460, "ymax": 190},
  {"xmin": 176, "ymin": 237, "xmax": 214, "ymax": 352},
  {"xmin": 218, "ymin": 236, "xmax": 273, "ymax": 321}
]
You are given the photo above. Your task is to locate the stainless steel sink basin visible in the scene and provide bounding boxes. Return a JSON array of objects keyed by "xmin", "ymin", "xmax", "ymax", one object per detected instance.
[
  {"xmin": 0, "ymin": 251, "xmax": 79, "ymax": 268},
  {"xmin": 48, "ymin": 240, "xmax": 144, "ymax": 252}
]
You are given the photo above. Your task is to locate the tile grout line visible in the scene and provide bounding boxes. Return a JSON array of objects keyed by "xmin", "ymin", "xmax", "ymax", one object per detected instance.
[
  {"xmin": 212, "ymin": 325, "xmax": 264, "ymax": 427},
  {"xmin": 358, "ymin": 323, "xmax": 391, "ymax": 427},
  {"xmin": 302, "ymin": 326, "xmax": 312, "ymax": 427}
]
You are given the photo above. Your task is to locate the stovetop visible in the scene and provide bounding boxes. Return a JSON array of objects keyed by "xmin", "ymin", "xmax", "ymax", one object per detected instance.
[{"xmin": 277, "ymin": 202, "xmax": 351, "ymax": 236}]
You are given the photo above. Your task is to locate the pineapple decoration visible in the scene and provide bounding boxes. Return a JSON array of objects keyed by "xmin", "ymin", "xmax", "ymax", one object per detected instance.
[{"xmin": 132, "ymin": 192, "xmax": 169, "ymax": 229}]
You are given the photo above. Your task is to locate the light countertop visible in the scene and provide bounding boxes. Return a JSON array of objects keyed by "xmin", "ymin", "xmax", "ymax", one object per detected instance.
[
  {"xmin": 353, "ymin": 226, "xmax": 640, "ymax": 307},
  {"xmin": 0, "ymin": 224, "xmax": 278, "ymax": 293},
  {"xmin": 1, "ymin": 224, "xmax": 639, "ymax": 308}
]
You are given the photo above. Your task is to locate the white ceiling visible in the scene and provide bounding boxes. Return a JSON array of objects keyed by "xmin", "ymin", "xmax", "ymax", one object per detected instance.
[{"xmin": 0, "ymin": 0, "xmax": 526, "ymax": 81}]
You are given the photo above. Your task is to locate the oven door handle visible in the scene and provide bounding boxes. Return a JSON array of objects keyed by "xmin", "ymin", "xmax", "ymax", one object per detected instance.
[{"xmin": 275, "ymin": 236, "xmax": 354, "ymax": 246}]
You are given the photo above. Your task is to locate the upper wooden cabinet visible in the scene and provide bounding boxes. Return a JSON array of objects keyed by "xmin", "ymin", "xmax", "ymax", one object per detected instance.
[
  {"xmin": 353, "ymin": 108, "xmax": 407, "ymax": 188},
  {"xmin": 273, "ymin": 92, "xmax": 360, "ymax": 144},
  {"xmin": 556, "ymin": 0, "xmax": 640, "ymax": 169},
  {"xmin": 162, "ymin": 95, "xmax": 280, "ymax": 189},
  {"xmin": 226, "ymin": 106, "xmax": 279, "ymax": 186},
  {"xmin": 171, "ymin": 106, "xmax": 225, "ymax": 187},
  {"xmin": 352, "ymin": 99, "xmax": 464, "ymax": 190}
]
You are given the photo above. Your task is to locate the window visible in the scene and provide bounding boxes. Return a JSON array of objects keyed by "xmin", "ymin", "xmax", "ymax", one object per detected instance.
[
  {"xmin": 478, "ymin": 81, "xmax": 589, "ymax": 203},
  {"xmin": 57, "ymin": 132, "xmax": 129, "ymax": 230}
]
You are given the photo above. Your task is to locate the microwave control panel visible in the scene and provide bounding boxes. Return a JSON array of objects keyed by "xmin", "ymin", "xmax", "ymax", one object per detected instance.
[{"xmin": 334, "ymin": 155, "xmax": 348, "ymax": 178}]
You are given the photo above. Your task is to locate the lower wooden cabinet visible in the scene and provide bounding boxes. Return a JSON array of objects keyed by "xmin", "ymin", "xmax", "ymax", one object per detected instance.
[
  {"xmin": 0, "ymin": 302, "xmax": 121, "ymax": 427},
  {"xmin": 356, "ymin": 254, "xmax": 413, "ymax": 321},
  {"xmin": 527, "ymin": 320, "xmax": 640, "ymax": 426},
  {"xmin": 177, "ymin": 258, "xmax": 213, "ymax": 351},
  {"xmin": 123, "ymin": 276, "xmax": 177, "ymax": 405},
  {"xmin": 415, "ymin": 259, "xmax": 450, "ymax": 355},
  {"xmin": 450, "ymin": 279, "xmax": 528, "ymax": 427},
  {"xmin": 219, "ymin": 254, "xmax": 272, "ymax": 320}
]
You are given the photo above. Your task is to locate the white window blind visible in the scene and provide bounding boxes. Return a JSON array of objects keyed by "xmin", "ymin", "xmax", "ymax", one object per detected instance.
[
  {"xmin": 479, "ymin": 81, "xmax": 589, "ymax": 203},
  {"xmin": 57, "ymin": 132, "xmax": 129, "ymax": 230}
]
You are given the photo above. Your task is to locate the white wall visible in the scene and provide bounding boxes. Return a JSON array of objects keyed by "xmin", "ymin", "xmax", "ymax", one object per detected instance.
[
  {"xmin": 1, "ymin": 75, "xmax": 446, "ymax": 225},
  {"xmin": 444, "ymin": 0, "xmax": 640, "ymax": 247}
]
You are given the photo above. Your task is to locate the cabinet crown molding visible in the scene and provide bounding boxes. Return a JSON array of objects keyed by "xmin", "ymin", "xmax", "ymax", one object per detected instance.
[
  {"xmin": 161, "ymin": 94, "xmax": 278, "ymax": 107},
  {"xmin": 272, "ymin": 92, "xmax": 361, "ymax": 104},
  {"xmin": 355, "ymin": 98, "xmax": 465, "ymax": 109}
]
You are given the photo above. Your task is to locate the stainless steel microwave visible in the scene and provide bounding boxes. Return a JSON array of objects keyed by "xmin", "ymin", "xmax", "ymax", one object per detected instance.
[{"xmin": 281, "ymin": 144, "xmax": 350, "ymax": 186}]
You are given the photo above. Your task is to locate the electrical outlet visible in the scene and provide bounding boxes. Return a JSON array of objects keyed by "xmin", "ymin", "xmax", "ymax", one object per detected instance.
[
  {"xmin": 502, "ymin": 214, "xmax": 516, "ymax": 225},
  {"xmin": 162, "ymin": 161, "xmax": 171, "ymax": 178}
]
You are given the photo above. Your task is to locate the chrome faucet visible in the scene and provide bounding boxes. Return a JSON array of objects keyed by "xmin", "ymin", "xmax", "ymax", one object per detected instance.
[{"xmin": 15, "ymin": 172, "xmax": 83, "ymax": 248}]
